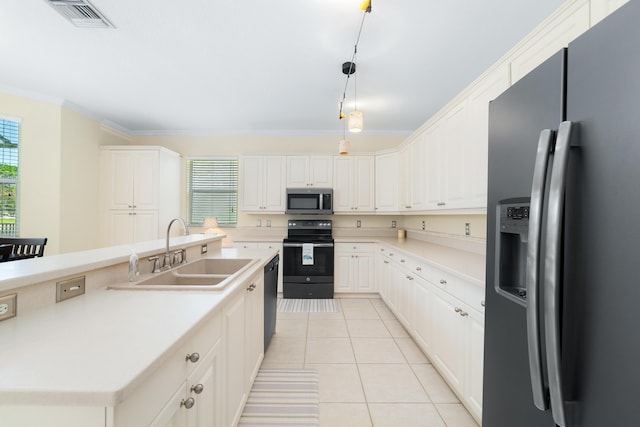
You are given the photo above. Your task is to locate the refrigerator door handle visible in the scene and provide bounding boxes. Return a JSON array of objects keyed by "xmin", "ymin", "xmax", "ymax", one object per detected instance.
[
  {"xmin": 526, "ymin": 129, "xmax": 554, "ymax": 412},
  {"xmin": 544, "ymin": 121, "xmax": 574, "ymax": 427}
]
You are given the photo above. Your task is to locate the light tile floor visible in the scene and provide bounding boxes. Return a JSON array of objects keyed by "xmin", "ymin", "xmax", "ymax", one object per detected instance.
[{"xmin": 263, "ymin": 297, "xmax": 479, "ymax": 427}]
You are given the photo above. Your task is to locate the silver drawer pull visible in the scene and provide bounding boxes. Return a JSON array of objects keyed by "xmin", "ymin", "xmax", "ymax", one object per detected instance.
[
  {"xmin": 416, "ymin": 267, "xmax": 422, "ymax": 271},
  {"xmin": 181, "ymin": 398, "xmax": 195, "ymax": 409},
  {"xmin": 439, "ymin": 279, "xmax": 447, "ymax": 285},
  {"xmin": 460, "ymin": 311, "xmax": 468, "ymax": 317},
  {"xmin": 481, "ymin": 300, "xmax": 486, "ymax": 307},
  {"xmin": 186, "ymin": 353, "xmax": 200, "ymax": 363},
  {"xmin": 455, "ymin": 307, "xmax": 462, "ymax": 313},
  {"xmin": 191, "ymin": 383, "xmax": 204, "ymax": 394}
]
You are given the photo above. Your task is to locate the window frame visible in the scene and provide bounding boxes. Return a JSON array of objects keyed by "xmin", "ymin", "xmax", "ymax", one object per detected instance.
[
  {"xmin": 0, "ymin": 115, "xmax": 21, "ymax": 237},
  {"xmin": 186, "ymin": 156, "xmax": 239, "ymax": 227}
]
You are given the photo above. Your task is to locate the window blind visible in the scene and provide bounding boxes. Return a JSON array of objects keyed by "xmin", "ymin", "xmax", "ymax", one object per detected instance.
[
  {"xmin": 187, "ymin": 158, "xmax": 238, "ymax": 226},
  {"xmin": 0, "ymin": 118, "xmax": 19, "ymax": 237}
]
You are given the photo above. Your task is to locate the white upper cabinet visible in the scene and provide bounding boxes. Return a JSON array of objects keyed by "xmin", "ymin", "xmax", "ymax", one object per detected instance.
[
  {"xmin": 591, "ymin": 0, "xmax": 629, "ymax": 25},
  {"xmin": 375, "ymin": 152, "xmax": 399, "ymax": 212},
  {"xmin": 509, "ymin": 0, "xmax": 590, "ymax": 83},
  {"xmin": 286, "ymin": 156, "xmax": 332, "ymax": 188},
  {"xmin": 399, "ymin": 136, "xmax": 428, "ymax": 211},
  {"xmin": 333, "ymin": 156, "xmax": 375, "ymax": 213},
  {"xmin": 100, "ymin": 146, "xmax": 180, "ymax": 247},
  {"xmin": 241, "ymin": 155, "xmax": 286, "ymax": 212}
]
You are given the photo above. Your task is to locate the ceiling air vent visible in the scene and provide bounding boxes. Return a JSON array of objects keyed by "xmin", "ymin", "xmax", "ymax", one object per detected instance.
[{"xmin": 45, "ymin": 0, "xmax": 114, "ymax": 28}]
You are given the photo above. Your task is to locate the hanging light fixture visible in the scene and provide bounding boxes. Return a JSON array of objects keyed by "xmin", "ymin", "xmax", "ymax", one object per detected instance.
[
  {"xmin": 338, "ymin": 1, "xmax": 372, "ymax": 139},
  {"xmin": 339, "ymin": 113, "xmax": 350, "ymax": 155}
]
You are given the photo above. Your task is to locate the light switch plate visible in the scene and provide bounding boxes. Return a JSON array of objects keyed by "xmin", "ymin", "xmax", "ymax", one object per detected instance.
[
  {"xmin": 0, "ymin": 294, "xmax": 17, "ymax": 321},
  {"xmin": 56, "ymin": 276, "xmax": 85, "ymax": 303}
]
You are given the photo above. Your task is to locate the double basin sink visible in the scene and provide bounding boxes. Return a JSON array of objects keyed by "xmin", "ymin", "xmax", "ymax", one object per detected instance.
[{"xmin": 109, "ymin": 257, "xmax": 258, "ymax": 291}]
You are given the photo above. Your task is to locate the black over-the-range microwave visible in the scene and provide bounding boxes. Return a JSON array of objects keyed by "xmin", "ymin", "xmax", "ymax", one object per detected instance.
[{"xmin": 285, "ymin": 188, "xmax": 333, "ymax": 215}]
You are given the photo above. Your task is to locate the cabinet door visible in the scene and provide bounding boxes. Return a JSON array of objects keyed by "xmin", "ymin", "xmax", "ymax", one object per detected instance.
[
  {"xmin": 186, "ymin": 342, "xmax": 222, "ymax": 427},
  {"xmin": 441, "ymin": 101, "xmax": 467, "ymax": 208},
  {"xmin": 396, "ymin": 273, "xmax": 414, "ymax": 328},
  {"xmin": 241, "ymin": 156, "xmax": 263, "ymax": 211},
  {"xmin": 334, "ymin": 252, "xmax": 353, "ymax": 292},
  {"xmin": 262, "ymin": 156, "xmax": 286, "ymax": 212},
  {"xmin": 465, "ymin": 308, "xmax": 484, "ymax": 422},
  {"xmin": 354, "ymin": 253, "xmax": 374, "ymax": 292},
  {"xmin": 375, "ymin": 152, "xmax": 398, "ymax": 212},
  {"xmin": 132, "ymin": 210, "xmax": 159, "ymax": 244},
  {"xmin": 245, "ymin": 275, "xmax": 264, "ymax": 390},
  {"xmin": 150, "ymin": 383, "xmax": 188, "ymax": 427},
  {"xmin": 286, "ymin": 156, "xmax": 309, "ymax": 187},
  {"xmin": 332, "ymin": 157, "xmax": 353, "ymax": 212},
  {"xmin": 412, "ymin": 276, "xmax": 432, "ymax": 355},
  {"xmin": 465, "ymin": 65, "xmax": 510, "ymax": 208},
  {"xmin": 223, "ymin": 292, "xmax": 246, "ymax": 427},
  {"xmin": 132, "ymin": 151, "xmax": 159, "ymax": 210},
  {"xmin": 353, "ymin": 156, "xmax": 375, "ymax": 212},
  {"xmin": 410, "ymin": 137, "xmax": 428, "ymax": 211},
  {"xmin": 398, "ymin": 146, "xmax": 411, "ymax": 210},
  {"xmin": 430, "ymin": 287, "xmax": 465, "ymax": 394},
  {"xmin": 309, "ymin": 156, "xmax": 333, "ymax": 187},
  {"xmin": 108, "ymin": 150, "xmax": 135, "ymax": 210},
  {"xmin": 376, "ymin": 252, "xmax": 390, "ymax": 301},
  {"xmin": 424, "ymin": 123, "xmax": 443, "ymax": 209}
]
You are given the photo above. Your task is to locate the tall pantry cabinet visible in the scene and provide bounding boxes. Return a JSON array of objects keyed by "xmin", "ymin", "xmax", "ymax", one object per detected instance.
[{"xmin": 99, "ymin": 146, "xmax": 181, "ymax": 247}]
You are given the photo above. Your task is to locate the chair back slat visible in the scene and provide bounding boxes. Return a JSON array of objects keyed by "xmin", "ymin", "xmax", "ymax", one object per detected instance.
[{"xmin": 0, "ymin": 238, "xmax": 47, "ymax": 261}]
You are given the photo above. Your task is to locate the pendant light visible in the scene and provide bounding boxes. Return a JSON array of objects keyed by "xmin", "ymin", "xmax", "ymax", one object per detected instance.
[
  {"xmin": 337, "ymin": 2, "xmax": 371, "ymax": 137},
  {"xmin": 339, "ymin": 110, "xmax": 350, "ymax": 155}
]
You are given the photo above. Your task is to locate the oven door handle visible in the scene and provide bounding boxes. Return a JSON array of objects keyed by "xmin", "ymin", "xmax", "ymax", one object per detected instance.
[{"xmin": 283, "ymin": 243, "xmax": 334, "ymax": 248}]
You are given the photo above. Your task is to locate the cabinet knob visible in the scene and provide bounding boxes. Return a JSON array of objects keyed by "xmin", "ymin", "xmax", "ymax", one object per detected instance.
[
  {"xmin": 191, "ymin": 383, "xmax": 204, "ymax": 394},
  {"xmin": 454, "ymin": 307, "xmax": 462, "ymax": 313},
  {"xmin": 186, "ymin": 352, "xmax": 200, "ymax": 363},
  {"xmin": 416, "ymin": 267, "xmax": 422, "ymax": 271},
  {"xmin": 481, "ymin": 300, "xmax": 486, "ymax": 307},
  {"xmin": 460, "ymin": 311, "xmax": 468, "ymax": 317},
  {"xmin": 439, "ymin": 279, "xmax": 447, "ymax": 285},
  {"xmin": 400, "ymin": 259, "xmax": 405, "ymax": 263},
  {"xmin": 247, "ymin": 283, "xmax": 256, "ymax": 292},
  {"xmin": 384, "ymin": 261, "xmax": 389, "ymax": 264},
  {"xmin": 180, "ymin": 397, "xmax": 195, "ymax": 409}
]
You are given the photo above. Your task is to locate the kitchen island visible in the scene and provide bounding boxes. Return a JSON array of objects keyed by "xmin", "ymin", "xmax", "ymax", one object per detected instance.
[{"xmin": 0, "ymin": 234, "xmax": 277, "ymax": 427}]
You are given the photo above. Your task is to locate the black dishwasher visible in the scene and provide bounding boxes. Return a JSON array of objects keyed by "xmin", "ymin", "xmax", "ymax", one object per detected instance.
[{"xmin": 263, "ymin": 254, "xmax": 279, "ymax": 351}]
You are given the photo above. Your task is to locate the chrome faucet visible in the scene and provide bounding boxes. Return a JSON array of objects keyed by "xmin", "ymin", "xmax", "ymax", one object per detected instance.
[{"xmin": 163, "ymin": 217, "xmax": 189, "ymax": 269}]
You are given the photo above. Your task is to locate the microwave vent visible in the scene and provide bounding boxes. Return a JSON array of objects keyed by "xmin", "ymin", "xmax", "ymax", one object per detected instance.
[{"xmin": 45, "ymin": 0, "xmax": 115, "ymax": 28}]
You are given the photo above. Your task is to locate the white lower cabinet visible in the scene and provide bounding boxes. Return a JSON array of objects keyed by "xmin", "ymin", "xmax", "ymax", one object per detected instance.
[
  {"xmin": 223, "ymin": 291, "xmax": 247, "ymax": 427},
  {"xmin": 334, "ymin": 243, "xmax": 375, "ymax": 293},
  {"xmin": 375, "ymin": 244, "xmax": 484, "ymax": 424},
  {"xmin": 430, "ymin": 286, "xmax": 466, "ymax": 394},
  {"xmin": 412, "ymin": 274, "xmax": 432, "ymax": 355},
  {"xmin": 464, "ymin": 306, "xmax": 485, "ymax": 420}
]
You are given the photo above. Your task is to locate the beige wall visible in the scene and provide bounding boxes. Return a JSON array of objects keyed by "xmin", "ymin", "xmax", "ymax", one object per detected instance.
[{"xmin": 0, "ymin": 92, "xmax": 130, "ymax": 254}]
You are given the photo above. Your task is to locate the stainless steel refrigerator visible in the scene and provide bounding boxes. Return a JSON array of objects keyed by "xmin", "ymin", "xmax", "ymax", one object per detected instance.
[{"xmin": 483, "ymin": 2, "xmax": 640, "ymax": 426}]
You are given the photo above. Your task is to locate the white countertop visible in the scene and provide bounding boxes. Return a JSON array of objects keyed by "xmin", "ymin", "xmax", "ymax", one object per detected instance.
[
  {"xmin": 0, "ymin": 246, "xmax": 277, "ymax": 406},
  {"xmin": 0, "ymin": 234, "xmax": 225, "ymax": 293}
]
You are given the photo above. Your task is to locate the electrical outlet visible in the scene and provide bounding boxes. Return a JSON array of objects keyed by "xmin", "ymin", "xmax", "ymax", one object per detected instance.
[
  {"xmin": 56, "ymin": 276, "xmax": 85, "ymax": 303},
  {"xmin": 201, "ymin": 244, "xmax": 208, "ymax": 255},
  {"xmin": 0, "ymin": 294, "xmax": 17, "ymax": 321},
  {"xmin": 465, "ymin": 223, "xmax": 471, "ymax": 236},
  {"xmin": 356, "ymin": 220, "xmax": 362, "ymax": 228},
  {"xmin": 256, "ymin": 219, "xmax": 262, "ymax": 227},
  {"xmin": 421, "ymin": 220, "xmax": 426, "ymax": 231},
  {"xmin": 391, "ymin": 220, "xmax": 397, "ymax": 228}
]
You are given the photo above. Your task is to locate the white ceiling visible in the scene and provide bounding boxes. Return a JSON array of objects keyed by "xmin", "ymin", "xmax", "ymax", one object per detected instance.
[{"xmin": 0, "ymin": 0, "xmax": 564, "ymax": 137}]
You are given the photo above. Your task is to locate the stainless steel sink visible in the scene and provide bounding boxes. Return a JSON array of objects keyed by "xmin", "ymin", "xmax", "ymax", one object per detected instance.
[{"xmin": 109, "ymin": 257, "xmax": 258, "ymax": 291}]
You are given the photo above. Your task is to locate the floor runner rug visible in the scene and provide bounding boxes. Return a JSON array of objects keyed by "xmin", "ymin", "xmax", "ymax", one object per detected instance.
[
  {"xmin": 238, "ymin": 368, "xmax": 319, "ymax": 426},
  {"xmin": 277, "ymin": 298, "xmax": 341, "ymax": 313}
]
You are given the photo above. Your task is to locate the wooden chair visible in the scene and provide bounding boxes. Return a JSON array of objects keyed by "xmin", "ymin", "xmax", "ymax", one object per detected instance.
[{"xmin": 0, "ymin": 237, "xmax": 47, "ymax": 261}]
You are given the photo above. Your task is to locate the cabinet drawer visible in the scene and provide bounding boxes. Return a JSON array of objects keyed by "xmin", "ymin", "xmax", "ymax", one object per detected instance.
[
  {"xmin": 336, "ymin": 242, "xmax": 375, "ymax": 253},
  {"xmin": 431, "ymin": 267, "xmax": 465, "ymax": 301},
  {"xmin": 234, "ymin": 242, "xmax": 259, "ymax": 249},
  {"xmin": 113, "ymin": 312, "xmax": 221, "ymax": 426},
  {"xmin": 464, "ymin": 283, "xmax": 486, "ymax": 315}
]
